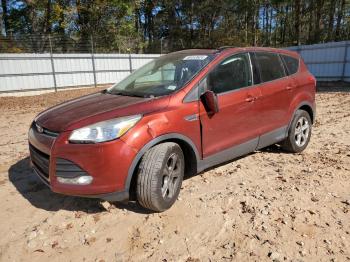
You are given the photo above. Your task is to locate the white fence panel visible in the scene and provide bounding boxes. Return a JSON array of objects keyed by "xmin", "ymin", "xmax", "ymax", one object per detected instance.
[
  {"xmin": 1, "ymin": 42, "xmax": 349, "ymax": 93},
  {"xmin": 287, "ymin": 40, "xmax": 350, "ymax": 82},
  {"xmin": 0, "ymin": 53, "xmax": 160, "ymax": 92},
  {"xmin": 54, "ymin": 55, "xmax": 93, "ymax": 73},
  {"xmin": 0, "ymin": 75, "xmax": 54, "ymax": 92},
  {"xmin": 56, "ymin": 73, "xmax": 94, "ymax": 88},
  {"xmin": 96, "ymin": 72, "xmax": 130, "ymax": 85},
  {"xmin": 131, "ymin": 54, "xmax": 155, "ymax": 69}
]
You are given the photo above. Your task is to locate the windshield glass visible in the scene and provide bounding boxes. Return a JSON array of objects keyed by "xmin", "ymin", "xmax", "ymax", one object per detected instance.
[{"xmin": 106, "ymin": 52, "xmax": 214, "ymax": 97}]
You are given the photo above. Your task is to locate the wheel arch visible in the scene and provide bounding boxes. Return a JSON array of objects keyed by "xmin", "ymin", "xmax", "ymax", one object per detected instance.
[
  {"xmin": 298, "ymin": 103, "xmax": 315, "ymax": 124},
  {"xmin": 126, "ymin": 133, "xmax": 201, "ymax": 199},
  {"xmin": 286, "ymin": 101, "xmax": 315, "ymax": 138}
]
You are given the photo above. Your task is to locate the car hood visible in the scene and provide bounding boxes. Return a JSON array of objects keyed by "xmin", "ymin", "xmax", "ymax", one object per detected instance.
[{"xmin": 35, "ymin": 92, "xmax": 170, "ymax": 132}]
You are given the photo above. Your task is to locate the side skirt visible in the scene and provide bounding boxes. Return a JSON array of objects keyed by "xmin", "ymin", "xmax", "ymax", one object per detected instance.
[
  {"xmin": 256, "ymin": 125, "xmax": 288, "ymax": 150},
  {"xmin": 197, "ymin": 137, "xmax": 259, "ymax": 173},
  {"xmin": 197, "ymin": 125, "xmax": 288, "ymax": 173}
]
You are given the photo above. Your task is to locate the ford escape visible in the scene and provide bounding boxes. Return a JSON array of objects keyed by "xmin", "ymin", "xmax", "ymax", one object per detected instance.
[{"xmin": 28, "ymin": 47, "xmax": 316, "ymax": 211}]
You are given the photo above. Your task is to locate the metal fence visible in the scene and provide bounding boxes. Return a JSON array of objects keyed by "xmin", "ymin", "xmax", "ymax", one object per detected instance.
[
  {"xmin": 0, "ymin": 41, "xmax": 349, "ymax": 93},
  {"xmin": 0, "ymin": 53, "xmax": 160, "ymax": 92},
  {"xmin": 287, "ymin": 40, "xmax": 350, "ymax": 82}
]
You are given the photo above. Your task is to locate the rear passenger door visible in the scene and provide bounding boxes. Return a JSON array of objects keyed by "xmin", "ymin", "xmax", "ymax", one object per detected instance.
[
  {"xmin": 253, "ymin": 52, "xmax": 294, "ymax": 141},
  {"xmin": 280, "ymin": 54, "xmax": 300, "ymax": 95}
]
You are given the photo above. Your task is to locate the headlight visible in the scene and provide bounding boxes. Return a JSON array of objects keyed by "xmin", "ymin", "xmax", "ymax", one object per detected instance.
[{"xmin": 69, "ymin": 115, "xmax": 142, "ymax": 143}]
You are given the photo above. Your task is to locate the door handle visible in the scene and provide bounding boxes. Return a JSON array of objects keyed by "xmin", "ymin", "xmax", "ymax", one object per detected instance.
[
  {"xmin": 245, "ymin": 96, "xmax": 255, "ymax": 102},
  {"xmin": 286, "ymin": 84, "xmax": 297, "ymax": 90}
]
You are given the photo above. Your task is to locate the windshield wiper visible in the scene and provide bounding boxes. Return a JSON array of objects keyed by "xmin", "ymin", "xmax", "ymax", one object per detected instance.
[{"xmin": 105, "ymin": 90, "xmax": 148, "ymax": 98}]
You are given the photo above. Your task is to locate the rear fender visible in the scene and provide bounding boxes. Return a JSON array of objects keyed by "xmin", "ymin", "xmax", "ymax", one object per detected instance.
[{"xmin": 286, "ymin": 98, "xmax": 315, "ymax": 136}]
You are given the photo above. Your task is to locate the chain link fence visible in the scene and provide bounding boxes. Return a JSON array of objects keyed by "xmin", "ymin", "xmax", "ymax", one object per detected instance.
[
  {"xmin": 0, "ymin": 34, "xmax": 349, "ymax": 93},
  {"xmin": 0, "ymin": 34, "xmax": 147, "ymax": 54},
  {"xmin": 0, "ymin": 34, "xmax": 164, "ymax": 92}
]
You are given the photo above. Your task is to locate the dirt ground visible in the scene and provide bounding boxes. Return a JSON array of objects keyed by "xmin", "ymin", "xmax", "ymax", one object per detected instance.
[{"xmin": 0, "ymin": 87, "xmax": 349, "ymax": 262}]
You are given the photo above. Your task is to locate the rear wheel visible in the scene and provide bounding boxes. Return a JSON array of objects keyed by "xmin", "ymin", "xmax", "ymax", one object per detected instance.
[
  {"xmin": 136, "ymin": 142, "xmax": 184, "ymax": 212},
  {"xmin": 281, "ymin": 109, "xmax": 312, "ymax": 153}
]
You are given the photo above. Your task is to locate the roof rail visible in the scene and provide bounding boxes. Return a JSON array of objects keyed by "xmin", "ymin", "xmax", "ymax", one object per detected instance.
[{"xmin": 217, "ymin": 46, "xmax": 236, "ymax": 51}]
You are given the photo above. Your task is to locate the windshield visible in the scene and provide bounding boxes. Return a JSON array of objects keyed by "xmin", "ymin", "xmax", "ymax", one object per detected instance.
[{"xmin": 106, "ymin": 52, "xmax": 214, "ymax": 97}]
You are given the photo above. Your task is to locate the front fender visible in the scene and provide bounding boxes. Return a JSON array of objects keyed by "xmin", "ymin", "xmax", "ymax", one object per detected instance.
[{"xmin": 122, "ymin": 133, "xmax": 201, "ymax": 192}]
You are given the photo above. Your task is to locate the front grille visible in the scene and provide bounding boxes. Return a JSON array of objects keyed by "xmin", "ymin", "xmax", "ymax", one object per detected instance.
[
  {"xmin": 56, "ymin": 158, "xmax": 88, "ymax": 178},
  {"xmin": 29, "ymin": 144, "xmax": 50, "ymax": 182}
]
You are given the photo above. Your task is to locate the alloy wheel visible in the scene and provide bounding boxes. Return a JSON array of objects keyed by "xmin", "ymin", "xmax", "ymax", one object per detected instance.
[
  {"xmin": 294, "ymin": 116, "xmax": 310, "ymax": 147},
  {"xmin": 161, "ymin": 153, "xmax": 182, "ymax": 199}
]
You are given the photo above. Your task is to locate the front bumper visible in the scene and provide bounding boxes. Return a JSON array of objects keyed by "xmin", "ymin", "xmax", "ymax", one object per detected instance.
[{"xmin": 28, "ymin": 125, "xmax": 137, "ymax": 201}]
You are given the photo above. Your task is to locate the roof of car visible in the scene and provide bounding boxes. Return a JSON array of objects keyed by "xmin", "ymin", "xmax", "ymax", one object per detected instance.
[
  {"xmin": 171, "ymin": 46, "xmax": 299, "ymax": 58},
  {"xmin": 171, "ymin": 49, "xmax": 218, "ymax": 55},
  {"xmin": 216, "ymin": 46, "xmax": 299, "ymax": 57}
]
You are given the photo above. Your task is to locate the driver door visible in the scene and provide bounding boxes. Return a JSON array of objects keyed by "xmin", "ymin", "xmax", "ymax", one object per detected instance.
[{"xmin": 199, "ymin": 52, "xmax": 262, "ymax": 158}]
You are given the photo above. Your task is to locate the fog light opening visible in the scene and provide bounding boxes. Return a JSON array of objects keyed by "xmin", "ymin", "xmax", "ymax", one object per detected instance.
[{"xmin": 57, "ymin": 176, "xmax": 93, "ymax": 185}]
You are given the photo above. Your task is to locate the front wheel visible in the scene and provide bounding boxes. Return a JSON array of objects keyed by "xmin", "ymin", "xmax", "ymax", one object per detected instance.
[
  {"xmin": 136, "ymin": 142, "xmax": 185, "ymax": 212},
  {"xmin": 281, "ymin": 109, "xmax": 312, "ymax": 153}
]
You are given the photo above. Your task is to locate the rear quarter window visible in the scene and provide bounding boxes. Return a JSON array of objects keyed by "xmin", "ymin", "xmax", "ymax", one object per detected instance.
[
  {"xmin": 255, "ymin": 52, "xmax": 286, "ymax": 82},
  {"xmin": 281, "ymin": 55, "xmax": 299, "ymax": 75}
]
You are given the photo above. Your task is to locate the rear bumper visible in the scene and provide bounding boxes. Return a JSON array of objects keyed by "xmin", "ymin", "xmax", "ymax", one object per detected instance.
[{"xmin": 28, "ymin": 125, "xmax": 137, "ymax": 201}]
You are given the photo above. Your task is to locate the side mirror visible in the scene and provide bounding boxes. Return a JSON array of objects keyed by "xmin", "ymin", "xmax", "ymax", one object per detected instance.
[{"xmin": 200, "ymin": 90, "xmax": 219, "ymax": 115}]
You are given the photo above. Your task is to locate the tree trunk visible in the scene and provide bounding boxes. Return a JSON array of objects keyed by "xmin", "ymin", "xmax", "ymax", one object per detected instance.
[
  {"xmin": 335, "ymin": 0, "xmax": 345, "ymax": 40},
  {"xmin": 264, "ymin": 4, "xmax": 269, "ymax": 46},
  {"xmin": 255, "ymin": 2, "xmax": 259, "ymax": 46},
  {"xmin": 307, "ymin": 0, "xmax": 313, "ymax": 44},
  {"xmin": 245, "ymin": 9, "xmax": 248, "ymax": 44},
  {"xmin": 76, "ymin": 0, "xmax": 90, "ymax": 50},
  {"xmin": 282, "ymin": 4, "xmax": 288, "ymax": 45},
  {"xmin": 167, "ymin": 2, "xmax": 176, "ymax": 51},
  {"xmin": 57, "ymin": 0, "xmax": 67, "ymax": 52},
  {"xmin": 1, "ymin": 0, "xmax": 9, "ymax": 36},
  {"xmin": 45, "ymin": 0, "xmax": 52, "ymax": 34},
  {"xmin": 326, "ymin": 0, "xmax": 336, "ymax": 41},
  {"xmin": 189, "ymin": 1, "xmax": 194, "ymax": 48},
  {"xmin": 294, "ymin": 0, "xmax": 301, "ymax": 45},
  {"xmin": 24, "ymin": 1, "xmax": 40, "ymax": 52},
  {"xmin": 313, "ymin": 0, "xmax": 324, "ymax": 43},
  {"xmin": 134, "ymin": 5, "xmax": 140, "ymax": 53}
]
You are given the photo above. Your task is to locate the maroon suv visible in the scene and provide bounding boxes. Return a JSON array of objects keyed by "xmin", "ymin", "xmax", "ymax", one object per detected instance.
[{"xmin": 29, "ymin": 47, "xmax": 316, "ymax": 211}]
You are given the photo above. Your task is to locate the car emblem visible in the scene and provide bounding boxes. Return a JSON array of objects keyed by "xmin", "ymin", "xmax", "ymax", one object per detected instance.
[{"xmin": 36, "ymin": 124, "xmax": 44, "ymax": 133}]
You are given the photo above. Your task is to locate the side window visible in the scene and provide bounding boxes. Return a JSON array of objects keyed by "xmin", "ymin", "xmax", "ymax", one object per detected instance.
[
  {"xmin": 281, "ymin": 55, "xmax": 299, "ymax": 75},
  {"xmin": 208, "ymin": 53, "xmax": 252, "ymax": 94},
  {"xmin": 255, "ymin": 52, "xmax": 286, "ymax": 82}
]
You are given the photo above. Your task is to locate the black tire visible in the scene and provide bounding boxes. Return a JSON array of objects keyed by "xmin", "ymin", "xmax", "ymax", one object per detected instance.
[
  {"xmin": 281, "ymin": 109, "xmax": 312, "ymax": 153},
  {"xmin": 136, "ymin": 142, "xmax": 185, "ymax": 212}
]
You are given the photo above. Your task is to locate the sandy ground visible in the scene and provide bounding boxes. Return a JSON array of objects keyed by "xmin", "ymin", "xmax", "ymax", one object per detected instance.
[{"xmin": 0, "ymin": 87, "xmax": 349, "ymax": 262}]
